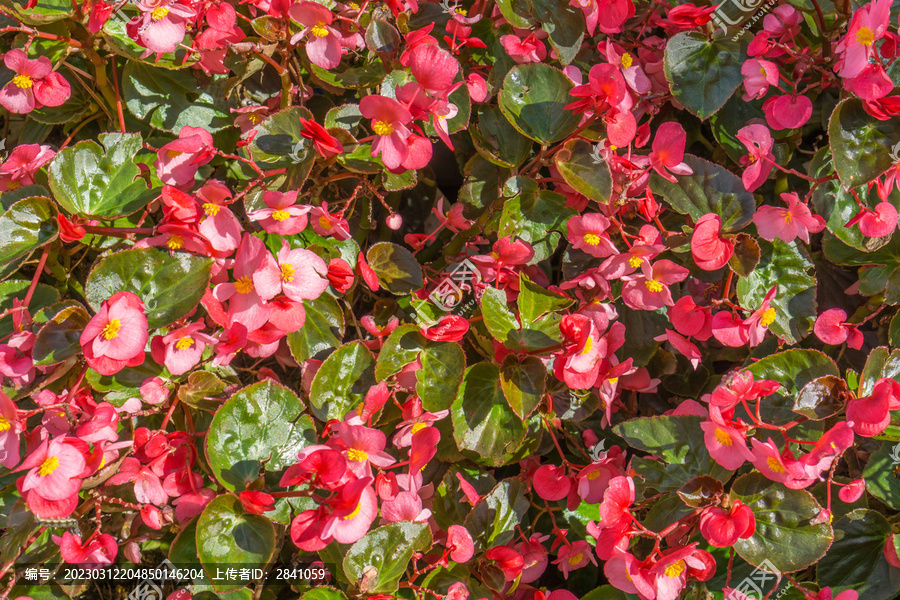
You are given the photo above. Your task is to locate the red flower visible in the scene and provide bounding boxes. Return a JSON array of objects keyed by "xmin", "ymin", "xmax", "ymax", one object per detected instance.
[
  {"xmin": 485, "ymin": 545, "xmax": 525, "ymax": 581},
  {"xmin": 300, "ymin": 116, "xmax": 343, "ymax": 158},
  {"xmin": 327, "ymin": 258, "xmax": 355, "ymax": 293},
  {"xmin": 533, "ymin": 464, "xmax": 572, "ymax": 501},
  {"xmin": 239, "ymin": 490, "xmax": 276, "ymax": 514},
  {"xmin": 80, "ymin": 291, "xmax": 149, "ymax": 376},
  {"xmin": 699, "ymin": 500, "xmax": 756, "ymax": 547},
  {"xmin": 421, "ymin": 314, "xmax": 469, "ymax": 342},
  {"xmin": 690, "ymin": 213, "xmax": 733, "ymax": 271}
]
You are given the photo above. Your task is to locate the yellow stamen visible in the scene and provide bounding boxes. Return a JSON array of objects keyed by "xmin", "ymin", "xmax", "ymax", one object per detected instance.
[
  {"xmin": 151, "ymin": 7, "xmax": 169, "ymax": 21},
  {"xmin": 620, "ymin": 53, "xmax": 633, "ymax": 69},
  {"xmin": 411, "ymin": 422, "xmax": 427, "ymax": 435},
  {"xmin": 628, "ymin": 256, "xmax": 643, "ymax": 269},
  {"xmin": 767, "ymin": 457, "xmax": 786, "ymax": 473},
  {"xmin": 281, "ymin": 263, "xmax": 295, "ymax": 283},
  {"xmin": 455, "ymin": 7, "xmax": 467, "ymax": 15},
  {"xmin": 348, "ymin": 2, "xmax": 359, "ymax": 8},
  {"xmin": 347, "ymin": 448, "xmax": 368, "ymax": 462},
  {"xmin": 175, "ymin": 337, "xmax": 193, "ymax": 350},
  {"xmin": 166, "ymin": 149, "xmax": 183, "ymax": 159},
  {"xmin": 38, "ymin": 456, "xmax": 59, "ymax": 477},
  {"xmin": 759, "ymin": 66, "xmax": 767, "ymax": 76},
  {"xmin": 166, "ymin": 235, "xmax": 184, "ymax": 250},
  {"xmin": 783, "ymin": 211, "xmax": 793, "ymax": 224},
  {"xmin": 235, "ymin": 276, "xmax": 254, "ymax": 294},
  {"xmin": 342, "ymin": 500, "xmax": 362, "ymax": 520},
  {"xmin": 272, "ymin": 210, "xmax": 290, "ymax": 221},
  {"xmin": 587, "ymin": 469, "xmax": 600, "ymax": 480},
  {"xmin": 12, "ymin": 75, "xmax": 32, "ymax": 89},
  {"xmin": 581, "ymin": 335, "xmax": 594, "ymax": 356},
  {"xmin": 102, "ymin": 319, "xmax": 121, "ymax": 340},
  {"xmin": 203, "ymin": 203, "xmax": 221, "ymax": 216},
  {"xmin": 714, "ymin": 428, "xmax": 733, "ymax": 446},
  {"xmin": 583, "ymin": 233, "xmax": 601, "ymax": 246},
  {"xmin": 856, "ymin": 26, "xmax": 875, "ymax": 46},
  {"xmin": 568, "ymin": 553, "xmax": 584, "ymax": 566},
  {"xmin": 372, "ymin": 120, "xmax": 394, "ymax": 136},
  {"xmin": 760, "ymin": 307, "xmax": 776, "ymax": 328},
  {"xmin": 310, "ymin": 23, "xmax": 330, "ymax": 37},
  {"xmin": 0, "ymin": 416, "xmax": 10, "ymax": 432},
  {"xmin": 248, "ymin": 113, "xmax": 262, "ymax": 125},
  {"xmin": 608, "ymin": 377, "xmax": 619, "ymax": 385},
  {"xmin": 645, "ymin": 280, "xmax": 664, "ymax": 293},
  {"xmin": 664, "ymin": 560, "xmax": 685, "ymax": 578},
  {"xmin": 6, "ymin": 181, "xmax": 20, "ymax": 191},
  {"xmin": 318, "ymin": 215, "xmax": 332, "ymax": 229}
]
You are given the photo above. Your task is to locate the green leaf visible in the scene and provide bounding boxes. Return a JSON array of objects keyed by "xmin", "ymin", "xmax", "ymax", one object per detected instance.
[
  {"xmin": 310, "ymin": 61, "xmax": 386, "ymax": 90},
  {"xmin": 518, "ymin": 272, "xmax": 573, "ymax": 326},
  {"xmin": 366, "ymin": 242, "xmax": 424, "ymax": 295},
  {"xmin": 365, "ymin": 19, "xmax": 401, "ymax": 55},
  {"xmin": 85, "ymin": 247, "xmax": 213, "ymax": 328},
  {"xmin": 828, "ymin": 98, "xmax": 899, "ymax": 189},
  {"xmin": 664, "ymin": 32, "xmax": 744, "ymax": 120},
  {"xmin": 301, "ymin": 588, "xmax": 349, "ymax": 600},
  {"xmin": 554, "ymin": 138, "xmax": 613, "ymax": 203},
  {"xmin": 498, "ymin": 63, "xmax": 580, "ymax": 145},
  {"xmin": 207, "ymin": 380, "xmax": 316, "ymax": 491},
  {"xmin": 0, "ymin": 280, "xmax": 59, "ymax": 345},
  {"xmin": 862, "ymin": 441, "xmax": 900, "ymax": 510},
  {"xmin": 581, "ymin": 585, "xmax": 635, "ymax": 600},
  {"xmin": 342, "ymin": 522, "xmax": 432, "ymax": 594},
  {"xmin": 32, "ymin": 303, "xmax": 89, "ymax": 366},
  {"xmin": 616, "ymin": 303, "xmax": 668, "ymax": 368},
  {"xmin": 247, "ymin": 107, "xmax": 317, "ymax": 189},
  {"xmin": 0, "ymin": 197, "xmax": 57, "ymax": 266},
  {"xmin": 529, "ymin": 0, "xmax": 585, "ymax": 66},
  {"xmin": 471, "ymin": 105, "xmax": 532, "ymax": 169},
  {"xmin": 745, "ymin": 349, "xmax": 839, "ymax": 426},
  {"xmin": 818, "ymin": 509, "xmax": 900, "ymax": 599},
  {"xmin": 123, "ymin": 63, "xmax": 233, "ymax": 133},
  {"xmin": 309, "ymin": 341, "xmax": 377, "ymax": 421},
  {"xmin": 495, "ymin": 0, "xmax": 534, "ymax": 29},
  {"xmin": 451, "ymin": 362, "xmax": 528, "ymax": 466},
  {"xmin": 48, "ymin": 132, "xmax": 156, "ymax": 219},
  {"xmin": 736, "ymin": 239, "xmax": 816, "ymax": 344},
  {"xmin": 731, "ymin": 473, "xmax": 833, "ymax": 573},
  {"xmin": 499, "ymin": 185, "xmax": 576, "ymax": 264},
  {"xmin": 286, "ymin": 295, "xmax": 345, "ymax": 363},
  {"xmin": 177, "ymin": 370, "xmax": 228, "ymax": 411},
  {"xmin": 480, "ymin": 286, "xmax": 560, "ymax": 352},
  {"xmin": 463, "ymin": 478, "xmax": 529, "ymax": 551},
  {"xmin": 499, "ymin": 354, "xmax": 545, "ymax": 419},
  {"xmin": 196, "ymin": 494, "xmax": 276, "ymax": 593},
  {"xmin": 649, "ymin": 154, "xmax": 756, "ymax": 231}
]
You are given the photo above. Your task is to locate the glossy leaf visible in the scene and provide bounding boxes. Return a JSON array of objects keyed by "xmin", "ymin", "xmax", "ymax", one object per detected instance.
[
  {"xmin": 745, "ymin": 349, "xmax": 840, "ymax": 426},
  {"xmin": 309, "ymin": 341, "xmax": 377, "ymax": 422},
  {"xmin": 342, "ymin": 522, "xmax": 432, "ymax": 594},
  {"xmin": 286, "ymin": 295, "xmax": 346, "ymax": 363},
  {"xmin": 499, "ymin": 354, "xmax": 545, "ymax": 419},
  {"xmin": 554, "ymin": 138, "xmax": 613, "ymax": 203},
  {"xmin": 862, "ymin": 441, "xmax": 900, "ymax": 510},
  {"xmin": 498, "ymin": 63, "xmax": 580, "ymax": 145},
  {"xmin": 464, "ymin": 478, "xmax": 529, "ymax": 551},
  {"xmin": 792, "ymin": 376, "xmax": 850, "ymax": 421},
  {"xmin": 829, "ymin": 98, "xmax": 898, "ymax": 189},
  {"xmin": 664, "ymin": 32, "xmax": 744, "ymax": 120},
  {"xmin": 366, "ymin": 242, "xmax": 424, "ymax": 295},
  {"xmin": 32, "ymin": 303, "xmax": 89, "ymax": 366},
  {"xmin": 0, "ymin": 196, "xmax": 57, "ymax": 266}
]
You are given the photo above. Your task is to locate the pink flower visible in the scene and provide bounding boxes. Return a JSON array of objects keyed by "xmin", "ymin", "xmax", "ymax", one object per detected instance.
[
  {"xmin": 845, "ymin": 63, "xmax": 894, "ymax": 101},
  {"xmin": 711, "ymin": 311, "xmax": 751, "ymax": 347},
  {"xmin": 321, "ymin": 478, "xmax": 378, "ymax": 544},
  {"xmin": 19, "ymin": 437, "xmax": 87, "ymax": 502},
  {"xmin": 605, "ymin": 551, "xmax": 655, "ymax": 599},
  {"xmin": 0, "ymin": 331, "xmax": 36, "ymax": 386},
  {"xmin": 248, "ymin": 190, "xmax": 311, "ymax": 235},
  {"xmin": 501, "ymin": 33, "xmax": 547, "ymax": 64},
  {"xmin": 835, "ymin": 0, "xmax": 892, "ymax": 79},
  {"xmin": 330, "ymin": 421, "xmax": 396, "ymax": 478},
  {"xmin": 552, "ymin": 540, "xmax": 597, "ymax": 579},
  {"xmin": 359, "ymin": 95, "xmax": 414, "ymax": 170},
  {"xmin": 700, "ymin": 500, "xmax": 755, "ymax": 547},
  {"xmin": 447, "ymin": 525, "xmax": 475, "ymax": 563},
  {"xmin": 299, "ymin": 117, "xmax": 344, "ymax": 158},
  {"xmin": 763, "ymin": 94, "xmax": 813, "ymax": 130},
  {"xmin": 0, "ymin": 50, "xmax": 70, "ymax": 114},
  {"xmin": 749, "ymin": 438, "xmax": 816, "ymax": 489},
  {"xmin": 741, "ymin": 59, "xmax": 779, "ymax": 100},
  {"xmin": 701, "ymin": 414, "xmax": 755, "ymax": 470},
  {"xmin": 212, "ymin": 234, "xmax": 274, "ymax": 331},
  {"xmin": 848, "ymin": 201, "xmax": 898, "ymax": 238},
  {"xmin": 691, "ymin": 213, "xmax": 733, "ymax": 271},
  {"xmin": 408, "ymin": 43, "xmax": 459, "ymax": 93},
  {"xmin": 107, "ymin": 457, "xmax": 168, "ymax": 505},
  {"xmin": 154, "ymin": 126, "xmax": 215, "ymax": 188},
  {"xmin": 533, "ymin": 464, "xmax": 572, "ymax": 501},
  {"xmin": 0, "ymin": 144, "xmax": 55, "ymax": 191},
  {"xmin": 196, "ymin": 180, "xmax": 241, "ymax": 254},
  {"xmin": 710, "ymin": 370, "xmax": 780, "ymax": 410},
  {"xmin": 847, "ymin": 378, "xmax": 900, "ymax": 437},
  {"xmin": 743, "ymin": 285, "xmax": 778, "ymax": 347},
  {"xmin": 596, "ymin": 0, "xmax": 635, "ymax": 34},
  {"xmin": 649, "ymin": 122, "xmax": 692, "ymax": 182},
  {"xmin": 567, "ymin": 213, "xmax": 619, "ymax": 257},
  {"xmin": 150, "ymin": 322, "xmax": 217, "ymax": 376},
  {"xmin": 814, "ymin": 308, "xmax": 863, "ymax": 349},
  {"xmin": 668, "ymin": 296, "xmax": 713, "ymax": 341},
  {"xmin": 485, "ymin": 545, "xmax": 525, "ymax": 581},
  {"xmin": 736, "ymin": 124, "xmax": 774, "ymax": 192},
  {"xmin": 289, "ymin": 1, "xmax": 342, "ymax": 69},
  {"xmin": 0, "ymin": 391, "xmax": 21, "ymax": 468},
  {"xmin": 801, "ymin": 421, "xmax": 855, "ymax": 477},
  {"xmin": 753, "ymin": 192, "xmax": 825, "ymax": 244},
  {"xmin": 80, "ymin": 291, "xmax": 149, "ymax": 376},
  {"xmin": 621, "ymin": 260, "xmax": 689, "ymax": 310},
  {"xmin": 56, "ymin": 532, "xmax": 117, "ymax": 568},
  {"xmin": 598, "ymin": 475, "xmax": 634, "ymax": 529},
  {"xmin": 131, "ymin": 0, "xmax": 197, "ymax": 56}
]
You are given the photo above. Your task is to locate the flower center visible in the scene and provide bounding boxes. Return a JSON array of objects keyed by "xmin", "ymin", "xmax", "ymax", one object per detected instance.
[
  {"xmin": 12, "ymin": 75, "xmax": 33, "ymax": 89},
  {"xmin": 203, "ymin": 203, "xmax": 221, "ymax": 216},
  {"xmin": 767, "ymin": 456, "xmax": 786, "ymax": 473},
  {"xmin": 235, "ymin": 276, "xmax": 254, "ymax": 294},
  {"xmin": 856, "ymin": 26, "xmax": 875, "ymax": 46},
  {"xmin": 347, "ymin": 448, "xmax": 368, "ymax": 462},
  {"xmin": 759, "ymin": 66, "xmax": 767, "ymax": 76},
  {"xmin": 645, "ymin": 280, "xmax": 664, "ymax": 293},
  {"xmin": 583, "ymin": 233, "xmax": 601, "ymax": 246},
  {"xmin": 607, "ymin": 377, "xmax": 618, "ymax": 386},
  {"xmin": 620, "ymin": 53, "xmax": 633, "ymax": 69},
  {"xmin": 38, "ymin": 456, "xmax": 59, "ymax": 477},
  {"xmin": 166, "ymin": 149, "xmax": 183, "ymax": 159},
  {"xmin": 783, "ymin": 211, "xmax": 793, "ymax": 224},
  {"xmin": 166, "ymin": 235, "xmax": 184, "ymax": 250},
  {"xmin": 580, "ymin": 335, "xmax": 594, "ymax": 356},
  {"xmin": 455, "ymin": 7, "xmax": 467, "ymax": 15},
  {"xmin": 664, "ymin": 560, "xmax": 685, "ymax": 578},
  {"xmin": 0, "ymin": 416, "xmax": 10, "ymax": 432},
  {"xmin": 281, "ymin": 263, "xmax": 295, "ymax": 283},
  {"xmin": 272, "ymin": 210, "xmax": 290, "ymax": 221},
  {"xmin": 714, "ymin": 428, "xmax": 733, "ymax": 446},
  {"xmin": 411, "ymin": 422, "xmax": 427, "ymax": 435},
  {"xmin": 175, "ymin": 337, "xmax": 193, "ymax": 350},
  {"xmin": 151, "ymin": 7, "xmax": 169, "ymax": 21},
  {"xmin": 628, "ymin": 256, "xmax": 643, "ymax": 269},
  {"xmin": 6, "ymin": 181, "xmax": 20, "ymax": 190},
  {"xmin": 586, "ymin": 469, "xmax": 600, "ymax": 480},
  {"xmin": 372, "ymin": 120, "xmax": 394, "ymax": 136},
  {"xmin": 760, "ymin": 307, "xmax": 776, "ymax": 328},
  {"xmin": 248, "ymin": 113, "xmax": 262, "ymax": 124},
  {"xmin": 102, "ymin": 318, "xmax": 121, "ymax": 340},
  {"xmin": 567, "ymin": 553, "xmax": 584, "ymax": 566},
  {"xmin": 318, "ymin": 215, "xmax": 332, "ymax": 229},
  {"xmin": 342, "ymin": 500, "xmax": 362, "ymax": 520},
  {"xmin": 310, "ymin": 23, "xmax": 330, "ymax": 37}
]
